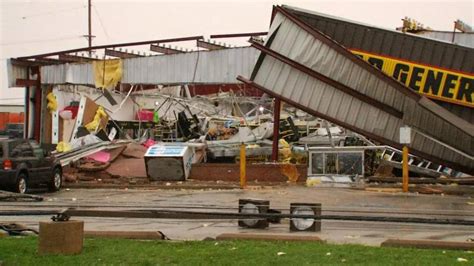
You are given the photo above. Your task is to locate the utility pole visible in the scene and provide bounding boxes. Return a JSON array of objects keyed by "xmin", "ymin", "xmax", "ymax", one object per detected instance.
[
  {"xmin": 400, "ymin": 126, "xmax": 411, "ymax": 193},
  {"xmin": 88, "ymin": 0, "xmax": 92, "ymax": 56}
]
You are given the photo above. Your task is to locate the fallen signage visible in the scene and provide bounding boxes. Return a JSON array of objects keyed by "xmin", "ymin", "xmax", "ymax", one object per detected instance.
[{"xmin": 351, "ymin": 50, "xmax": 473, "ymax": 108}]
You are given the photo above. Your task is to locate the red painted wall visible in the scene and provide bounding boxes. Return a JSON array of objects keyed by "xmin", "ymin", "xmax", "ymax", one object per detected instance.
[{"xmin": 0, "ymin": 112, "xmax": 25, "ymax": 130}]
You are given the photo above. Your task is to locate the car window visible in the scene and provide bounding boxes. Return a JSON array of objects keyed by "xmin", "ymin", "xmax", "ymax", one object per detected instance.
[
  {"xmin": 29, "ymin": 140, "xmax": 44, "ymax": 158},
  {"xmin": 9, "ymin": 140, "xmax": 34, "ymax": 157},
  {"xmin": 0, "ymin": 143, "xmax": 3, "ymax": 157}
]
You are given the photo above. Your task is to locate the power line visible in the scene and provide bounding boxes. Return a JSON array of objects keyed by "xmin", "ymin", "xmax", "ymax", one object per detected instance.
[
  {"xmin": 0, "ymin": 35, "xmax": 83, "ymax": 46},
  {"xmin": 1, "ymin": 5, "xmax": 87, "ymax": 22},
  {"xmin": 93, "ymin": 4, "xmax": 110, "ymax": 41}
]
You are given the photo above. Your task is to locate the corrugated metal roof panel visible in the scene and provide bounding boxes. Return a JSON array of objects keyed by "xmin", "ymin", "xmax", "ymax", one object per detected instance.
[
  {"xmin": 40, "ymin": 63, "xmax": 94, "ymax": 85},
  {"xmin": 241, "ymin": 7, "xmax": 473, "ymax": 174},
  {"xmin": 283, "ymin": 5, "xmax": 474, "ymax": 73},
  {"xmin": 282, "ymin": 5, "xmax": 474, "ymax": 126},
  {"xmin": 40, "ymin": 47, "xmax": 258, "ymax": 85}
]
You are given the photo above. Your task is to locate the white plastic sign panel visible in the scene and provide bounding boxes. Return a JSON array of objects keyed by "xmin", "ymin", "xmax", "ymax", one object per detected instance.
[
  {"xmin": 145, "ymin": 145, "xmax": 187, "ymax": 157},
  {"xmin": 400, "ymin": 126, "xmax": 411, "ymax": 144}
]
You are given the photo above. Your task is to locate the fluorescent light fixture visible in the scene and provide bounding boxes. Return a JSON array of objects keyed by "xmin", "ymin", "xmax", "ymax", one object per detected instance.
[
  {"xmin": 238, "ymin": 199, "xmax": 269, "ymax": 229},
  {"xmin": 290, "ymin": 203, "xmax": 321, "ymax": 232}
]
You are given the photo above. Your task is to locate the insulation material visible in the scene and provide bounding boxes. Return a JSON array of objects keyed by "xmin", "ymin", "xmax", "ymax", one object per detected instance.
[
  {"xmin": 93, "ymin": 59, "xmax": 123, "ymax": 89},
  {"xmin": 86, "ymin": 151, "xmax": 111, "ymax": 163}
]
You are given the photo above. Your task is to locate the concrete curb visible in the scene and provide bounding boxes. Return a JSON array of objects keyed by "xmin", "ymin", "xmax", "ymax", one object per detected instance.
[
  {"xmin": 381, "ymin": 239, "xmax": 474, "ymax": 251},
  {"xmin": 85, "ymin": 231, "xmax": 167, "ymax": 240},
  {"xmin": 63, "ymin": 183, "xmax": 240, "ymax": 190},
  {"xmin": 216, "ymin": 233, "xmax": 324, "ymax": 242},
  {"xmin": 62, "ymin": 181, "xmax": 289, "ymax": 190}
]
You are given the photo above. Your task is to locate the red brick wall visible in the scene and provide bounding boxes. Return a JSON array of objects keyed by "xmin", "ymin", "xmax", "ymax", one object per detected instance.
[{"xmin": 190, "ymin": 163, "xmax": 308, "ymax": 183}]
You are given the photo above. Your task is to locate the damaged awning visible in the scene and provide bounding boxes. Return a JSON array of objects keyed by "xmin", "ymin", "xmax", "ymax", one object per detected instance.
[{"xmin": 238, "ymin": 6, "xmax": 473, "ymax": 174}]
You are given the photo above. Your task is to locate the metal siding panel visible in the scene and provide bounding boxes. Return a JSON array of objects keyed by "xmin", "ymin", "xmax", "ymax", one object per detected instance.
[
  {"xmin": 410, "ymin": 40, "xmax": 424, "ymax": 62},
  {"xmin": 371, "ymin": 31, "xmax": 384, "ymax": 54},
  {"xmin": 351, "ymin": 27, "xmax": 366, "ymax": 49},
  {"xmin": 463, "ymin": 51, "xmax": 474, "ymax": 72},
  {"xmin": 430, "ymin": 43, "xmax": 444, "ymax": 67},
  {"xmin": 381, "ymin": 32, "xmax": 395, "ymax": 56},
  {"xmin": 8, "ymin": 62, "xmax": 28, "ymax": 87},
  {"xmin": 401, "ymin": 37, "xmax": 415, "ymax": 60},
  {"xmin": 451, "ymin": 48, "xmax": 463, "ymax": 70},
  {"xmin": 361, "ymin": 29, "xmax": 375, "ymax": 52},
  {"xmin": 390, "ymin": 35, "xmax": 405, "ymax": 58},
  {"xmin": 122, "ymin": 47, "xmax": 258, "ymax": 84}
]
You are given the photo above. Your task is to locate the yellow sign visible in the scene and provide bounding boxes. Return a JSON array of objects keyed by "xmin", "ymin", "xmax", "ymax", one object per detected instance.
[{"xmin": 351, "ymin": 50, "xmax": 473, "ymax": 108}]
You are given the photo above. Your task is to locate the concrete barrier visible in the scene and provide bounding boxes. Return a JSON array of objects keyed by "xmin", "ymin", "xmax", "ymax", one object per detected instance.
[{"xmin": 39, "ymin": 220, "xmax": 84, "ymax": 255}]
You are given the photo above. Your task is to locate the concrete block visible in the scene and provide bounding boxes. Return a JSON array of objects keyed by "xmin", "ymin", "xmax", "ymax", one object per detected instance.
[{"xmin": 39, "ymin": 220, "xmax": 84, "ymax": 255}]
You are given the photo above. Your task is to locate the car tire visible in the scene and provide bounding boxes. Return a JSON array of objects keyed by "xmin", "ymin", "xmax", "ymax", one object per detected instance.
[
  {"xmin": 15, "ymin": 173, "xmax": 28, "ymax": 194},
  {"xmin": 48, "ymin": 168, "xmax": 62, "ymax": 192}
]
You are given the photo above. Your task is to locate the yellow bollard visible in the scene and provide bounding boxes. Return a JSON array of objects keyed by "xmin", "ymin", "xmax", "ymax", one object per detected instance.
[
  {"xmin": 240, "ymin": 143, "xmax": 246, "ymax": 189},
  {"xmin": 402, "ymin": 146, "xmax": 409, "ymax": 192}
]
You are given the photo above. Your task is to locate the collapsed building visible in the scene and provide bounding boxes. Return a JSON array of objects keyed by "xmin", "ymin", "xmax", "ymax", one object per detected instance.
[{"xmin": 6, "ymin": 5, "xmax": 473, "ymax": 185}]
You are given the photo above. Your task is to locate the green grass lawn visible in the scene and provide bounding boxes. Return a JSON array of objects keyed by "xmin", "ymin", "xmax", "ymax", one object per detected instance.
[{"xmin": 0, "ymin": 236, "xmax": 472, "ymax": 265}]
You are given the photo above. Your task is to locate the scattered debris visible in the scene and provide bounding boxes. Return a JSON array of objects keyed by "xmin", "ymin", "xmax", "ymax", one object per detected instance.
[
  {"xmin": 0, "ymin": 191, "xmax": 43, "ymax": 202},
  {"xmin": 0, "ymin": 223, "xmax": 38, "ymax": 236}
]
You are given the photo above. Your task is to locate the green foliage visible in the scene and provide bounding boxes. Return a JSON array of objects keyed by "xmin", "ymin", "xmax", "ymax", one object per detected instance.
[{"xmin": 0, "ymin": 236, "xmax": 472, "ymax": 265}]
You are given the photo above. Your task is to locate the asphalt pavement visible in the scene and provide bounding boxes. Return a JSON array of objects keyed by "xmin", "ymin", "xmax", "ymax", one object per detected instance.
[{"xmin": 1, "ymin": 186, "xmax": 473, "ymax": 246}]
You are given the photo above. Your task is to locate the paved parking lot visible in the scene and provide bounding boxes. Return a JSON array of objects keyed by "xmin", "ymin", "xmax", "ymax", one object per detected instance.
[{"xmin": 1, "ymin": 186, "xmax": 473, "ymax": 245}]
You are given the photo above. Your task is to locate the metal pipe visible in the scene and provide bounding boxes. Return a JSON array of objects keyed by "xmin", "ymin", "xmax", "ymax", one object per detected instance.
[
  {"xmin": 403, "ymin": 146, "xmax": 409, "ymax": 192},
  {"xmin": 271, "ymin": 98, "xmax": 281, "ymax": 161},
  {"xmin": 24, "ymin": 67, "xmax": 30, "ymax": 138},
  {"xmin": 240, "ymin": 143, "xmax": 246, "ymax": 189}
]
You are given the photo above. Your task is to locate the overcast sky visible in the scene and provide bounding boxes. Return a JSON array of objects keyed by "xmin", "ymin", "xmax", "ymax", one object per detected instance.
[{"xmin": 1, "ymin": 0, "xmax": 472, "ymax": 104}]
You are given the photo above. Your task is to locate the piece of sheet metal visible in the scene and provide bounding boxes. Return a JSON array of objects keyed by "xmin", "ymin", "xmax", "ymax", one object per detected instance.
[{"xmin": 241, "ymin": 6, "xmax": 473, "ymax": 174}]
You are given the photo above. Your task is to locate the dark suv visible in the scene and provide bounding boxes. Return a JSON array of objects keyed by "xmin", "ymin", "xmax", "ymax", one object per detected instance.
[
  {"xmin": 5, "ymin": 123, "xmax": 24, "ymax": 139},
  {"xmin": 0, "ymin": 139, "xmax": 62, "ymax": 194}
]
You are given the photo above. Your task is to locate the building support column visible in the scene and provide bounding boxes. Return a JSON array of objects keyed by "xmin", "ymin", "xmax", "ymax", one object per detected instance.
[{"xmin": 271, "ymin": 98, "xmax": 281, "ymax": 162}]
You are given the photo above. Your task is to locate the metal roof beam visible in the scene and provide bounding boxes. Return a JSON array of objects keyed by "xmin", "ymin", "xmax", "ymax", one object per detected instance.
[
  {"xmin": 58, "ymin": 54, "xmax": 97, "ymax": 63},
  {"xmin": 105, "ymin": 48, "xmax": 144, "ymax": 58},
  {"xmin": 17, "ymin": 35, "xmax": 204, "ymax": 60},
  {"xmin": 210, "ymin": 32, "xmax": 268, "ymax": 38},
  {"xmin": 197, "ymin": 39, "xmax": 226, "ymax": 50},
  {"xmin": 150, "ymin": 44, "xmax": 185, "ymax": 54}
]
